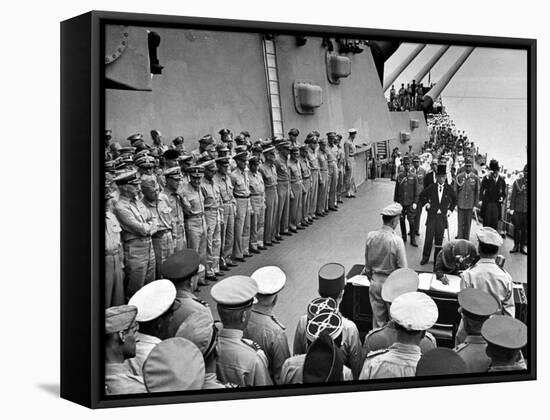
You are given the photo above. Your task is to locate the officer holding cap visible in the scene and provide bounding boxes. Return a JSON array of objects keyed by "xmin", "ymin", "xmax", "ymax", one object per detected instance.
[
  {"xmin": 293, "ymin": 263, "xmax": 362, "ymax": 379},
  {"xmin": 125, "ymin": 280, "xmax": 177, "ymax": 376},
  {"xmin": 363, "ymin": 203, "xmax": 408, "ymax": 328},
  {"xmin": 359, "ymin": 292, "xmax": 438, "ymax": 379},
  {"xmin": 113, "ymin": 170, "xmax": 158, "ymax": 300},
  {"xmin": 213, "ymin": 156, "xmax": 236, "ymax": 269},
  {"xmin": 281, "ymin": 312, "xmax": 352, "ymax": 384},
  {"xmin": 362, "ymin": 268, "xmax": 437, "ymax": 360},
  {"xmin": 161, "ymin": 249, "xmax": 214, "ymax": 337},
  {"xmin": 243, "ymin": 266, "xmax": 290, "ymax": 384},
  {"xmin": 143, "ymin": 337, "xmax": 205, "ymax": 392},
  {"xmin": 454, "ymin": 288, "xmax": 499, "ymax": 372},
  {"xmin": 482, "ymin": 315, "xmax": 527, "ymax": 371},
  {"xmin": 105, "ymin": 305, "xmax": 147, "ymax": 395},
  {"xmin": 460, "ymin": 226, "xmax": 515, "ymax": 318},
  {"xmin": 212, "ymin": 275, "xmax": 273, "ymax": 386}
]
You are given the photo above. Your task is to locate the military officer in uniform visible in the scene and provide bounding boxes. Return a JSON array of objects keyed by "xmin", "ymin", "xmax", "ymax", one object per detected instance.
[
  {"xmin": 199, "ymin": 159, "xmax": 223, "ymax": 280},
  {"xmin": 288, "ymin": 128, "xmax": 300, "ymax": 145},
  {"xmin": 259, "ymin": 146, "xmax": 279, "ymax": 246},
  {"xmin": 127, "ymin": 133, "xmax": 147, "ymax": 151},
  {"xmin": 335, "ymin": 134, "xmax": 346, "ymax": 204},
  {"xmin": 114, "ymin": 170, "xmax": 157, "ymax": 300},
  {"xmin": 105, "ymin": 305, "xmax": 147, "ymax": 395},
  {"xmin": 434, "ymin": 239, "xmax": 478, "ymax": 283},
  {"xmin": 344, "ymin": 128, "xmax": 357, "ymax": 198},
  {"xmin": 161, "ymin": 250, "xmax": 214, "ymax": 337},
  {"xmin": 299, "ymin": 145, "xmax": 313, "ymax": 225},
  {"xmin": 275, "ymin": 141, "xmax": 292, "ymax": 237},
  {"xmin": 362, "ymin": 268, "xmax": 437, "ymax": 359},
  {"xmin": 460, "ymin": 227, "xmax": 515, "ymax": 318},
  {"xmin": 248, "ymin": 156, "xmax": 266, "ymax": 252},
  {"xmin": 479, "ymin": 159, "xmax": 506, "ymax": 230},
  {"xmin": 211, "ymin": 275, "xmax": 273, "ymax": 386},
  {"xmin": 316, "ymin": 138, "xmax": 329, "ymax": 217},
  {"xmin": 244, "ymin": 266, "xmax": 290, "ymax": 384},
  {"xmin": 171, "ymin": 136, "xmax": 186, "ymax": 154},
  {"xmin": 191, "ymin": 135, "xmax": 214, "ymax": 163},
  {"xmin": 141, "ymin": 176, "xmax": 175, "ymax": 278},
  {"xmin": 105, "ymin": 129, "xmax": 113, "ymax": 160},
  {"xmin": 453, "ymin": 288, "xmax": 499, "ymax": 373},
  {"xmin": 231, "ymin": 146, "xmax": 252, "ymax": 262},
  {"xmin": 150, "ymin": 129, "xmax": 168, "ymax": 157},
  {"xmin": 181, "ymin": 166, "xmax": 208, "ymax": 280},
  {"xmin": 359, "ymin": 292, "xmax": 438, "ymax": 379},
  {"xmin": 105, "ymin": 180, "xmax": 125, "ymax": 308},
  {"xmin": 293, "ymin": 263, "xmax": 363, "ymax": 379},
  {"xmin": 305, "ymin": 134, "xmax": 320, "ymax": 220},
  {"xmin": 325, "ymin": 133, "xmax": 339, "ymax": 211},
  {"xmin": 281, "ymin": 312, "xmax": 353, "ymax": 384},
  {"xmin": 393, "ymin": 156, "xmax": 419, "ymax": 246},
  {"xmin": 415, "ymin": 348, "xmax": 468, "ymax": 376},
  {"xmin": 288, "ymin": 145, "xmax": 305, "ymax": 232},
  {"xmin": 411, "ymin": 155, "xmax": 426, "ymax": 236},
  {"xmin": 482, "ymin": 315, "xmax": 528, "ymax": 372},
  {"xmin": 213, "ymin": 156, "xmax": 236, "ymax": 269},
  {"xmin": 509, "ymin": 164, "xmax": 528, "ymax": 254},
  {"xmin": 455, "ymin": 157, "xmax": 480, "ymax": 240},
  {"xmin": 125, "ymin": 280, "xmax": 177, "ymax": 376},
  {"xmin": 163, "ymin": 167, "xmax": 187, "ymax": 251},
  {"xmin": 363, "ymin": 203, "xmax": 408, "ymax": 328}
]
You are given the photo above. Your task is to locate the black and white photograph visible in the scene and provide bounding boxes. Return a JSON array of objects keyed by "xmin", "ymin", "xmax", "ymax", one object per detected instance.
[{"xmin": 99, "ymin": 17, "xmax": 533, "ymax": 402}]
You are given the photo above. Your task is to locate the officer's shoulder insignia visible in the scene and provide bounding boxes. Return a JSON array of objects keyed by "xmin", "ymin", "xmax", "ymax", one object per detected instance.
[
  {"xmin": 454, "ymin": 343, "xmax": 468, "ymax": 353},
  {"xmin": 192, "ymin": 297, "xmax": 209, "ymax": 307},
  {"xmin": 366, "ymin": 348, "xmax": 389, "ymax": 359},
  {"xmin": 241, "ymin": 338, "xmax": 262, "ymax": 352},
  {"xmin": 365, "ymin": 326, "xmax": 385, "ymax": 338}
]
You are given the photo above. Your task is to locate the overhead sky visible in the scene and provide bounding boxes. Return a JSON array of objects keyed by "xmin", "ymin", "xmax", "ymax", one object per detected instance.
[{"xmin": 383, "ymin": 44, "xmax": 528, "ymax": 170}]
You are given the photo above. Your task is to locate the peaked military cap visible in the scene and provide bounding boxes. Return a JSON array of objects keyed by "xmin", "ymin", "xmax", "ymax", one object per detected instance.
[
  {"xmin": 402, "ymin": 156, "xmax": 411, "ymax": 165},
  {"xmin": 199, "ymin": 159, "xmax": 217, "ymax": 171},
  {"xmin": 127, "ymin": 133, "xmax": 144, "ymax": 143},
  {"xmin": 382, "ymin": 268, "xmax": 419, "ymax": 303},
  {"xmin": 481, "ymin": 315, "xmax": 527, "ymax": 350},
  {"xmin": 303, "ymin": 333, "xmax": 344, "ymax": 383},
  {"xmin": 143, "ymin": 338, "xmax": 205, "ymax": 392},
  {"xmin": 219, "ymin": 128, "xmax": 231, "ymax": 136},
  {"xmin": 318, "ymin": 138, "xmax": 328, "ymax": 145},
  {"xmin": 307, "ymin": 297, "xmax": 337, "ymax": 320},
  {"xmin": 172, "ymin": 136, "xmax": 184, "ymax": 145},
  {"xmin": 412, "ymin": 155, "xmax": 420, "ymax": 162},
  {"xmin": 348, "ymin": 128, "xmax": 357, "ymax": 134},
  {"xmin": 318, "ymin": 263, "xmax": 346, "ymax": 298},
  {"xmin": 263, "ymin": 146, "xmax": 276, "ymax": 154},
  {"xmin": 248, "ymin": 155, "xmax": 260, "ymax": 165},
  {"xmin": 163, "ymin": 166, "xmax": 183, "ymax": 179},
  {"xmin": 135, "ymin": 155, "xmax": 156, "ymax": 168},
  {"xmin": 476, "ymin": 226, "xmax": 503, "ymax": 247},
  {"xmin": 380, "ymin": 202, "xmax": 403, "ymax": 217},
  {"xmin": 113, "ymin": 169, "xmax": 140, "ymax": 185},
  {"xmin": 458, "ymin": 288, "xmax": 499, "ymax": 318},
  {"xmin": 163, "ymin": 149, "xmax": 180, "ymax": 160},
  {"xmin": 326, "ymin": 132, "xmax": 336, "ymax": 138},
  {"xmin": 288, "ymin": 128, "xmax": 300, "ymax": 136},
  {"xmin": 233, "ymin": 145, "xmax": 249, "ymax": 160},
  {"xmin": 415, "ymin": 348, "xmax": 469, "ymax": 376},
  {"xmin": 128, "ymin": 280, "xmax": 177, "ymax": 322},
  {"xmin": 187, "ymin": 166, "xmax": 205, "ymax": 177},
  {"xmin": 390, "ymin": 292, "xmax": 438, "ymax": 331},
  {"xmin": 178, "ymin": 153, "xmax": 193, "ymax": 162},
  {"xmin": 240, "ymin": 130, "xmax": 251, "ymax": 138},
  {"xmin": 306, "ymin": 312, "xmax": 343, "ymax": 343},
  {"xmin": 216, "ymin": 143, "xmax": 229, "ymax": 153},
  {"xmin": 251, "ymin": 266, "xmax": 286, "ymax": 295},
  {"xmin": 161, "ymin": 249, "xmax": 200, "ymax": 281},
  {"xmin": 119, "ymin": 146, "xmax": 137, "ymax": 156},
  {"xmin": 215, "ymin": 156, "xmax": 231, "ymax": 165},
  {"xmin": 176, "ymin": 310, "xmax": 217, "ymax": 358},
  {"xmin": 105, "ymin": 305, "xmax": 137, "ymax": 334},
  {"xmin": 150, "ymin": 129, "xmax": 161, "ymax": 136},
  {"xmin": 105, "ymin": 159, "xmax": 117, "ymax": 172},
  {"xmin": 210, "ymin": 275, "xmax": 258, "ymax": 309},
  {"xmin": 134, "ymin": 149, "xmax": 150, "ymax": 160}
]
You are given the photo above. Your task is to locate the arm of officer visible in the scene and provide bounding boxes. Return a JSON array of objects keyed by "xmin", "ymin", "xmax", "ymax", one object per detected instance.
[
  {"xmin": 395, "ymin": 235, "xmax": 408, "ymax": 269},
  {"xmin": 114, "ymin": 204, "xmax": 153, "ymax": 236},
  {"xmin": 346, "ymin": 325, "xmax": 363, "ymax": 380},
  {"xmin": 251, "ymin": 350, "xmax": 274, "ymax": 386},
  {"xmin": 502, "ymin": 274, "xmax": 516, "ymax": 318},
  {"xmin": 292, "ymin": 316, "xmax": 307, "ymax": 356},
  {"xmin": 270, "ymin": 329, "xmax": 291, "ymax": 385}
]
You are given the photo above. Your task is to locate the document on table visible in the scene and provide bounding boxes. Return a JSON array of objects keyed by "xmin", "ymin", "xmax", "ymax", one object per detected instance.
[
  {"xmin": 348, "ymin": 275, "xmax": 371, "ymax": 287},
  {"xmin": 418, "ymin": 273, "xmax": 434, "ymax": 291},
  {"xmin": 430, "ymin": 274, "xmax": 461, "ymax": 294}
]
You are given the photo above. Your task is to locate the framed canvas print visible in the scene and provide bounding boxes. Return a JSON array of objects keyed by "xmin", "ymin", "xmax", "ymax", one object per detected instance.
[{"xmin": 60, "ymin": 10, "xmax": 536, "ymax": 409}]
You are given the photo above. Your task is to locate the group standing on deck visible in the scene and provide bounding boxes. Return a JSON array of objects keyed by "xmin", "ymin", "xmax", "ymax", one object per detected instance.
[{"xmin": 104, "ymin": 126, "xmax": 528, "ymax": 395}]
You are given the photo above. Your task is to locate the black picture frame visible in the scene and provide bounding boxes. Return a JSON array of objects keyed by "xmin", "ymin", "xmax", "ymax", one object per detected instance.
[{"xmin": 60, "ymin": 10, "xmax": 537, "ymax": 409}]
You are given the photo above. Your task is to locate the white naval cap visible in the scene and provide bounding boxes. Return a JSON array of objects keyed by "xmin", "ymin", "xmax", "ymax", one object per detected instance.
[
  {"xmin": 476, "ymin": 226, "xmax": 504, "ymax": 247},
  {"xmin": 380, "ymin": 202, "xmax": 403, "ymax": 217},
  {"xmin": 128, "ymin": 279, "xmax": 176, "ymax": 322},
  {"xmin": 251, "ymin": 266, "xmax": 287, "ymax": 295},
  {"xmin": 390, "ymin": 291, "xmax": 438, "ymax": 331}
]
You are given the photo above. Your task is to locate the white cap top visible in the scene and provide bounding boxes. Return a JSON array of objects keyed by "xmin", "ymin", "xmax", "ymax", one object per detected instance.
[
  {"xmin": 128, "ymin": 280, "xmax": 176, "ymax": 322},
  {"xmin": 251, "ymin": 266, "xmax": 287, "ymax": 295}
]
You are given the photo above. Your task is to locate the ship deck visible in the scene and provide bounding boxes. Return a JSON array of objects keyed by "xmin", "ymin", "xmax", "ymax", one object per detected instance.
[{"xmin": 196, "ymin": 178, "xmax": 528, "ymax": 342}]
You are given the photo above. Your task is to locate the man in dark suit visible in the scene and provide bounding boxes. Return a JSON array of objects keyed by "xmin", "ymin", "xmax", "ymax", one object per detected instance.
[
  {"xmin": 419, "ymin": 163, "xmax": 457, "ymax": 265},
  {"xmin": 479, "ymin": 159, "xmax": 507, "ymax": 230}
]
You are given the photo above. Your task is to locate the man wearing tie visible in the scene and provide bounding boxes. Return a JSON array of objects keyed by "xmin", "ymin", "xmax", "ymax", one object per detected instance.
[{"xmin": 419, "ymin": 163, "xmax": 457, "ymax": 265}]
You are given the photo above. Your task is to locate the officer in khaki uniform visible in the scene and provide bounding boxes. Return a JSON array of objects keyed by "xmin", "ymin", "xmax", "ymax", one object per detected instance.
[
  {"xmin": 344, "ymin": 129, "xmax": 357, "ymax": 198},
  {"xmin": 411, "ymin": 155, "xmax": 426, "ymax": 236},
  {"xmin": 212, "ymin": 275, "xmax": 273, "ymax": 387},
  {"xmin": 305, "ymin": 134, "xmax": 320, "ymax": 220},
  {"xmin": 325, "ymin": 133, "xmax": 339, "ymax": 211},
  {"xmin": 299, "ymin": 145, "xmax": 313, "ymax": 225},
  {"xmin": 509, "ymin": 164, "xmax": 528, "ymax": 254},
  {"xmin": 482, "ymin": 315, "xmax": 528, "ymax": 372},
  {"xmin": 259, "ymin": 146, "xmax": 279, "ymax": 246},
  {"xmin": 141, "ymin": 176, "xmax": 175, "ymax": 278},
  {"xmin": 105, "ymin": 180, "xmax": 125, "ymax": 308},
  {"xmin": 453, "ymin": 288, "xmax": 499, "ymax": 373},
  {"xmin": 213, "ymin": 156, "xmax": 236, "ymax": 269},
  {"xmin": 288, "ymin": 145, "xmax": 305, "ymax": 232},
  {"xmin": 163, "ymin": 167, "xmax": 187, "ymax": 251},
  {"xmin": 199, "ymin": 159, "xmax": 223, "ymax": 280},
  {"xmin": 114, "ymin": 170, "xmax": 157, "ymax": 300},
  {"xmin": 455, "ymin": 158, "xmax": 480, "ymax": 240},
  {"xmin": 362, "ymin": 268, "xmax": 437, "ymax": 360},
  {"xmin": 316, "ymin": 138, "xmax": 329, "ymax": 216},
  {"xmin": 248, "ymin": 156, "xmax": 266, "ymax": 252},
  {"xmin": 393, "ymin": 156, "xmax": 419, "ymax": 246},
  {"xmin": 105, "ymin": 305, "xmax": 147, "ymax": 395},
  {"xmin": 275, "ymin": 141, "xmax": 292, "ymax": 237},
  {"xmin": 181, "ymin": 166, "xmax": 208, "ymax": 282},
  {"xmin": 359, "ymin": 292, "xmax": 438, "ymax": 379},
  {"xmin": 231, "ymin": 146, "xmax": 252, "ymax": 262},
  {"xmin": 161, "ymin": 249, "xmax": 214, "ymax": 337},
  {"xmin": 293, "ymin": 263, "xmax": 363, "ymax": 379}
]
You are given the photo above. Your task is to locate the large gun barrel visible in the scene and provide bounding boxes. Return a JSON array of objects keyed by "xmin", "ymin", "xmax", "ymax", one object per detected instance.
[
  {"xmin": 423, "ymin": 47, "xmax": 475, "ymax": 111},
  {"xmin": 383, "ymin": 44, "xmax": 426, "ymax": 92},
  {"xmin": 412, "ymin": 45, "xmax": 450, "ymax": 84}
]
